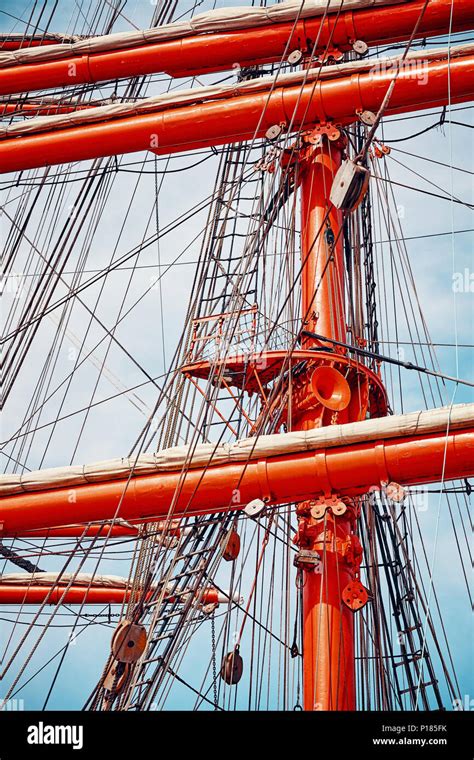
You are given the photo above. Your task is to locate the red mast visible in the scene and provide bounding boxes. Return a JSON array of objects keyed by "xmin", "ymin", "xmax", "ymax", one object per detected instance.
[{"xmin": 295, "ymin": 136, "xmax": 357, "ymax": 710}]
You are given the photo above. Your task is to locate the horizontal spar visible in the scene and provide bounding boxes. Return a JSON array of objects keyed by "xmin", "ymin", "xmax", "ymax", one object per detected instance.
[
  {"xmin": 0, "ymin": 33, "xmax": 80, "ymax": 51},
  {"xmin": 4, "ymin": 404, "xmax": 471, "ymax": 538},
  {"xmin": 0, "ymin": 48, "xmax": 472, "ymax": 174},
  {"xmin": 0, "ymin": 0, "xmax": 469, "ymax": 95},
  {"xmin": 0, "ymin": 101, "xmax": 95, "ymax": 116},
  {"xmin": 13, "ymin": 519, "xmax": 189, "ymax": 539},
  {"xmin": 0, "ymin": 574, "xmax": 240, "ymax": 606},
  {"xmin": 1, "ymin": 429, "xmax": 472, "ymax": 536}
]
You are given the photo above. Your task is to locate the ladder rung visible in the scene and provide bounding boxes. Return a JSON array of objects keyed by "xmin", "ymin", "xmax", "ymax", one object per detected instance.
[{"xmin": 150, "ymin": 632, "xmax": 173, "ymax": 643}]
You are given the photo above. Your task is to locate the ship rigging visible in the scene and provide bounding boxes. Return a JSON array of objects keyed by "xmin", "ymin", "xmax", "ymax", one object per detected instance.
[{"xmin": 0, "ymin": 0, "xmax": 472, "ymax": 714}]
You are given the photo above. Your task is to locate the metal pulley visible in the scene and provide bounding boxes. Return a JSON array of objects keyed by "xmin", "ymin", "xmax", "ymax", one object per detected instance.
[
  {"xmin": 324, "ymin": 226, "xmax": 335, "ymax": 247},
  {"xmin": 310, "ymin": 502, "xmax": 327, "ymax": 519},
  {"xmin": 202, "ymin": 602, "xmax": 218, "ymax": 615},
  {"xmin": 244, "ymin": 498, "xmax": 266, "ymax": 518},
  {"xmin": 220, "ymin": 646, "xmax": 243, "ymax": 685},
  {"xmin": 331, "ymin": 500, "xmax": 348, "ymax": 517},
  {"xmin": 384, "ymin": 481, "xmax": 406, "ymax": 503},
  {"xmin": 342, "ymin": 579, "xmax": 370, "ymax": 611},
  {"xmin": 306, "ymin": 124, "xmax": 341, "ymax": 144},
  {"xmin": 287, "ymin": 50, "xmax": 303, "ymax": 65},
  {"xmin": 359, "ymin": 109, "xmax": 377, "ymax": 126},
  {"xmin": 265, "ymin": 124, "xmax": 284, "ymax": 141},
  {"xmin": 293, "ymin": 549, "xmax": 322, "ymax": 572},
  {"xmin": 111, "ymin": 619, "xmax": 147, "ymax": 663},
  {"xmin": 220, "ymin": 528, "xmax": 241, "ymax": 561},
  {"xmin": 352, "ymin": 39, "xmax": 368, "ymax": 56},
  {"xmin": 374, "ymin": 142, "xmax": 391, "ymax": 158},
  {"xmin": 310, "ymin": 497, "xmax": 347, "ymax": 520}
]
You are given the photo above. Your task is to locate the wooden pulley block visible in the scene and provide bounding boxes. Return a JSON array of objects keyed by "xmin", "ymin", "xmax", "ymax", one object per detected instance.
[
  {"xmin": 220, "ymin": 647, "xmax": 243, "ymax": 685},
  {"xmin": 342, "ymin": 579, "xmax": 370, "ymax": 611},
  {"xmin": 103, "ymin": 660, "xmax": 131, "ymax": 694},
  {"xmin": 111, "ymin": 619, "xmax": 147, "ymax": 663},
  {"xmin": 220, "ymin": 528, "xmax": 241, "ymax": 561}
]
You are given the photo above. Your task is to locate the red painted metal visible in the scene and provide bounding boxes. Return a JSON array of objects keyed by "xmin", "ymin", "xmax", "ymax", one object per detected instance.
[
  {"xmin": 0, "ymin": 101, "xmax": 93, "ymax": 116},
  {"xmin": 0, "ymin": 584, "xmax": 224, "ymax": 606},
  {"xmin": 181, "ymin": 350, "xmax": 388, "ymax": 426},
  {"xmin": 12, "ymin": 519, "xmax": 183, "ymax": 539},
  {"xmin": 0, "ymin": 428, "xmax": 472, "ymax": 536},
  {"xmin": 2, "ymin": 2, "xmax": 473, "ymax": 710},
  {"xmin": 297, "ymin": 139, "xmax": 356, "ymax": 710},
  {"xmin": 300, "ymin": 141, "xmax": 346, "ymax": 348},
  {"xmin": 301, "ymin": 509, "xmax": 356, "ymax": 710},
  {"xmin": 182, "ymin": 349, "xmax": 383, "ymax": 389},
  {"xmin": 0, "ymin": 37, "xmax": 63, "ymax": 51},
  {"xmin": 0, "ymin": 0, "xmax": 470, "ymax": 95},
  {"xmin": 0, "ymin": 52, "xmax": 471, "ymax": 174}
]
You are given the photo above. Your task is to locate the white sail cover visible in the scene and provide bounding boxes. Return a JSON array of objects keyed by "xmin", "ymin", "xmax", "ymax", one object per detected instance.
[
  {"xmin": 0, "ymin": 573, "xmax": 133, "ymax": 587},
  {"xmin": 0, "ymin": 0, "xmax": 407, "ymax": 68},
  {"xmin": 1, "ymin": 43, "xmax": 469, "ymax": 141},
  {"xmin": 1, "ymin": 403, "xmax": 472, "ymax": 497}
]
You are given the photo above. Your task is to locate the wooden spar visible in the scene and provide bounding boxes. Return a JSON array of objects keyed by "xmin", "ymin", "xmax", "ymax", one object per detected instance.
[
  {"xmin": 0, "ymin": 51, "xmax": 473, "ymax": 175},
  {"xmin": 0, "ymin": 426, "xmax": 472, "ymax": 536},
  {"xmin": 0, "ymin": 0, "xmax": 470, "ymax": 96},
  {"xmin": 297, "ymin": 138, "xmax": 355, "ymax": 711}
]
